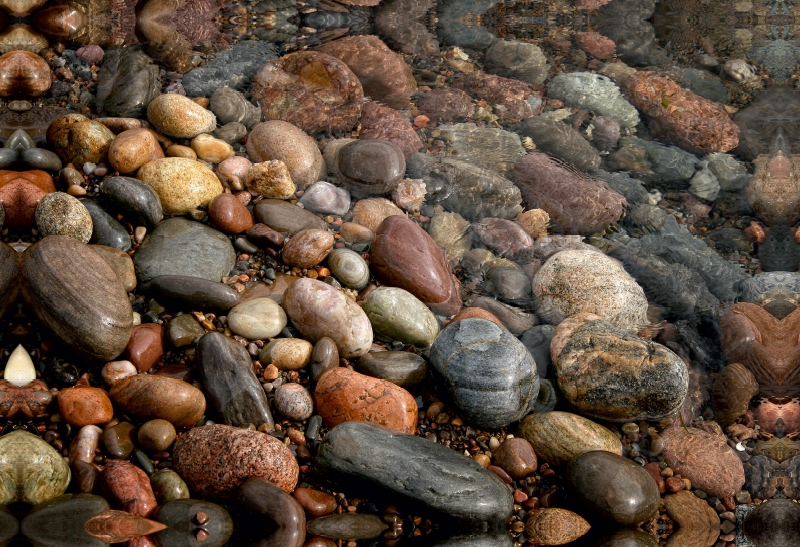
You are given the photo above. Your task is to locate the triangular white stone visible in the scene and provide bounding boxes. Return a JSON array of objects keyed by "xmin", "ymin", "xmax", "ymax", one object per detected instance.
[{"xmin": 4, "ymin": 345, "xmax": 35, "ymax": 387}]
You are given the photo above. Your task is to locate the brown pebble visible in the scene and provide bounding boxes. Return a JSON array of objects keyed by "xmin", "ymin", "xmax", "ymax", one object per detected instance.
[
  {"xmin": 445, "ymin": 307, "xmax": 506, "ymax": 329},
  {"xmin": 108, "ymin": 128, "xmax": 164, "ymax": 174},
  {"xmin": 208, "ymin": 193, "xmax": 254, "ymax": 234},
  {"xmin": 293, "ymin": 487, "xmax": 338, "ymax": 518},
  {"xmin": 195, "ymin": 511, "xmax": 209, "ymax": 524},
  {"xmin": 665, "ymin": 477, "xmax": 685, "ymax": 493},
  {"xmin": 57, "ymin": 386, "xmax": 113, "ymax": 426},
  {"xmin": 644, "ymin": 462, "xmax": 666, "ymax": 494},
  {"xmin": 137, "ymin": 419, "xmax": 177, "ymax": 453},
  {"xmin": 282, "ymin": 229, "xmax": 334, "ymax": 268},
  {"xmin": 126, "ymin": 323, "xmax": 164, "ymax": 373},
  {"xmin": 165, "ymin": 144, "xmax": 196, "ymax": 159},
  {"xmin": 487, "ymin": 465, "xmax": 514, "ymax": 484},
  {"xmin": 492, "ymin": 437, "xmax": 538, "ymax": 479}
]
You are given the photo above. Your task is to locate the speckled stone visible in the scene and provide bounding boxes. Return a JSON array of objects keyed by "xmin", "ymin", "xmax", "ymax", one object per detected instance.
[
  {"xmin": 108, "ymin": 128, "xmax": 165, "ymax": 174},
  {"xmin": 227, "ymin": 297, "xmax": 287, "ymax": 340},
  {"xmin": 147, "ymin": 94, "xmax": 217, "ymax": 139},
  {"xmin": 103, "ymin": 459, "xmax": 158, "ymax": 517},
  {"xmin": 46, "ymin": 114, "xmax": 115, "ymax": 167},
  {"xmin": 532, "ymin": 249, "xmax": 648, "ymax": 332},
  {"xmin": 519, "ymin": 411, "xmax": 622, "ymax": 467},
  {"xmin": 245, "ymin": 160, "xmax": 296, "ymax": 199},
  {"xmin": 363, "ymin": 286, "xmax": 440, "ymax": 348},
  {"xmin": 429, "ymin": 318, "xmax": 538, "ymax": 429},
  {"xmin": 246, "ymin": 121, "xmax": 326, "ymax": 190},
  {"xmin": 35, "ymin": 192, "xmax": 92, "ymax": 243},
  {"xmin": 137, "ymin": 158, "xmax": 223, "ymax": 214},
  {"xmin": 307, "ymin": 514, "xmax": 388, "ymax": 540},
  {"xmin": 274, "ymin": 383, "xmax": 314, "ymax": 421},
  {"xmin": 172, "ymin": 424, "xmax": 299, "ymax": 500},
  {"xmin": 259, "ymin": 338, "xmax": 313, "ymax": 371}
]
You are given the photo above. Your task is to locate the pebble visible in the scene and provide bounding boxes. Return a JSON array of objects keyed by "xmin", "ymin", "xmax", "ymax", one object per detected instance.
[
  {"xmin": 147, "ymin": 94, "xmax": 217, "ymax": 139},
  {"xmin": 0, "ymin": 431, "xmax": 70, "ymax": 505},
  {"xmin": 336, "ymin": 139, "xmax": 406, "ymax": 195},
  {"xmin": 226, "ymin": 297, "xmax": 287, "ymax": 340},
  {"xmin": 484, "ymin": 40, "xmax": 549, "ymax": 85},
  {"xmin": 519, "ymin": 411, "xmax": 622, "ymax": 466},
  {"xmin": 307, "ymin": 514, "xmax": 388, "ymax": 541},
  {"xmin": 109, "ymin": 373, "xmax": 206, "ymax": 428},
  {"xmin": 282, "ymin": 278, "xmax": 373, "ymax": 358},
  {"xmin": 165, "ymin": 144, "xmax": 196, "ymax": 159},
  {"xmin": 137, "ymin": 157, "xmax": 223, "ymax": 214},
  {"xmin": 167, "ymin": 313, "xmax": 206, "ymax": 347},
  {"xmin": 293, "ymin": 487, "xmax": 338, "ymax": 518},
  {"xmin": 149, "ymin": 469, "xmax": 190, "ymax": 504},
  {"xmin": 103, "ymin": 421, "xmax": 136, "ymax": 459},
  {"xmin": 246, "ymin": 121, "xmax": 326, "ymax": 190},
  {"xmin": 100, "ymin": 175, "xmax": 164, "ymax": 228},
  {"xmin": 57, "ymin": 385, "xmax": 113, "ymax": 426},
  {"xmin": 95, "ymin": 47, "xmax": 160, "ymax": 118},
  {"xmin": 81, "ymin": 199, "xmax": 131, "ymax": 251},
  {"xmin": 338, "ymin": 222, "xmax": 374, "ymax": 244},
  {"xmin": 149, "ymin": 275, "xmax": 240, "ymax": 312},
  {"xmin": 103, "ymin": 459, "xmax": 158, "ymax": 517},
  {"xmin": 137, "ymin": 419, "xmax": 176, "ymax": 452},
  {"xmin": 282, "ymin": 229, "xmax": 334, "ymax": 268},
  {"xmin": 46, "ymin": 114, "xmax": 115, "ymax": 167},
  {"xmin": 663, "ymin": 489, "xmax": 721, "ymax": 547},
  {"xmin": 35, "ymin": 191, "xmax": 92, "ymax": 243},
  {"xmin": 392, "ymin": 178, "xmax": 427, "ymax": 212},
  {"xmin": 743, "ymin": 499, "xmax": 800, "ymax": 547},
  {"xmin": 107, "ymin": 128, "xmax": 164, "ymax": 174},
  {"xmin": 254, "ymin": 199, "xmax": 328, "ymax": 236},
  {"xmin": 260, "ymin": 338, "xmax": 313, "ymax": 371},
  {"xmin": 566, "ymin": 451, "xmax": 660, "ymax": 526},
  {"xmin": 209, "ymin": 87, "xmax": 261, "ymax": 129},
  {"xmin": 524, "ymin": 508, "xmax": 591, "ymax": 546},
  {"xmin": 492, "ymin": 438, "xmax": 538, "ymax": 479},
  {"xmin": 298, "ymin": 181, "xmax": 351, "ymax": 216},
  {"xmin": 356, "ymin": 351, "xmax": 428, "ymax": 389},
  {"xmin": 244, "ymin": 160, "xmax": 296, "ymax": 199},
  {"xmin": 274, "ymin": 383, "xmax": 314, "ymax": 421},
  {"xmin": 310, "ymin": 337, "xmax": 339, "ymax": 382},
  {"xmin": 237, "ymin": 478, "xmax": 306, "ymax": 547},
  {"xmin": 172, "ymin": 424, "xmax": 298, "ymax": 500},
  {"xmin": 363, "ymin": 286, "xmax": 440, "ymax": 348},
  {"xmin": 351, "ymin": 197, "xmax": 405, "ymax": 233},
  {"xmin": 101, "ymin": 360, "xmax": 138, "ymax": 386},
  {"xmin": 547, "ymin": 72, "xmax": 639, "ymax": 127},
  {"xmin": 326, "ymin": 248, "xmax": 370, "ymax": 290},
  {"xmin": 152, "ymin": 499, "xmax": 233, "ymax": 547},
  {"xmin": 208, "ymin": 192, "xmax": 254, "ymax": 234},
  {"xmin": 191, "ymin": 134, "xmax": 235, "ymax": 164},
  {"xmin": 3, "ymin": 345, "xmax": 35, "ymax": 387},
  {"xmin": 125, "ymin": 323, "xmax": 164, "ymax": 372},
  {"xmin": 181, "ymin": 39, "xmax": 277, "ymax": 96}
]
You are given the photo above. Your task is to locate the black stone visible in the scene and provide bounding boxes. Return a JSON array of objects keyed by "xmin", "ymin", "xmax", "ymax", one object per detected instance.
[
  {"xmin": 237, "ymin": 478, "xmax": 306, "ymax": 547},
  {"xmin": 100, "ymin": 175, "xmax": 164, "ymax": 228},
  {"xmin": 357, "ymin": 351, "xmax": 428, "ymax": 388},
  {"xmin": 312, "ymin": 421, "xmax": 514, "ymax": 530},
  {"xmin": 80, "ymin": 199, "xmax": 131, "ymax": 251},
  {"xmin": 153, "ymin": 499, "xmax": 233, "ymax": 547},
  {"xmin": 148, "ymin": 275, "xmax": 240, "ymax": 312},
  {"xmin": 0, "ymin": 505, "xmax": 17, "ymax": 547},
  {"xmin": 20, "ymin": 494, "xmax": 109, "ymax": 547},
  {"xmin": 744, "ymin": 499, "xmax": 800, "ymax": 547},
  {"xmin": 197, "ymin": 331, "xmax": 275, "ymax": 430}
]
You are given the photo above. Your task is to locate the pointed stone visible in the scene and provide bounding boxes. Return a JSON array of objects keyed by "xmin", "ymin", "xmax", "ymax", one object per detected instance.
[
  {"xmin": 85, "ymin": 509, "xmax": 167, "ymax": 543},
  {"xmin": 4, "ymin": 344, "xmax": 35, "ymax": 387}
]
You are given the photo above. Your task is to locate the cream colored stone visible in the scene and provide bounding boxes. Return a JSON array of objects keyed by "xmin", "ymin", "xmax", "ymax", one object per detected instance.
[
  {"xmin": 190, "ymin": 134, "xmax": 235, "ymax": 163},
  {"xmin": 260, "ymin": 338, "xmax": 313, "ymax": 371},
  {"xmin": 3, "ymin": 345, "xmax": 35, "ymax": 387},
  {"xmin": 138, "ymin": 157, "xmax": 223, "ymax": 214},
  {"xmin": 351, "ymin": 198, "xmax": 405, "ymax": 232},
  {"xmin": 147, "ymin": 94, "xmax": 217, "ymax": 139}
]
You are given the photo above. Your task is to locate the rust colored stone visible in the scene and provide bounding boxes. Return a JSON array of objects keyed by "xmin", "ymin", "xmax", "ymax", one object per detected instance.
[
  {"xmin": 57, "ymin": 386, "xmax": 113, "ymax": 426},
  {"xmin": 492, "ymin": 438, "xmax": 538, "ymax": 479},
  {"xmin": 574, "ymin": 32, "xmax": 616, "ymax": 60},
  {"xmin": 358, "ymin": 101, "xmax": 424, "ymax": 159},
  {"xmin": 314, "ymin": 367, "xmax": 417, "ymax": 434},
  {"xmin": 445, "ymin": 307, "xmax": 505, "ymax": 329},
  {"xmin": 208, "ymin": 193, "xmax": 254, "ymax": 234},
  {"xmin": 621, "ymin": 71, "xmax": 739, "ymax": 154},
  {"xmin": 754, "ymin": 400, "xmax": 800, "ymax": 436},
  {"xmin": 109, "ymin": 373, "xmax": 206, "ymax": 428},
  {"xmin": 0, "ymin": 169, "xmax": 55, "ymax": 228},
  {"xmin": 0, "ymin": 379, "xmax": 52, "ymax": 419},
  {"xmin": 172, "ymin": 424, "xmax": 299, "ymax": 500},
  {"xmin": 453, "ymin": 71, "xmax": 544, "ymax": 122},
  {"xmin": 103, "ymin": 460, "xmax": 158, "ymax": 517},
  {"xmin": 84, "ymin": 510, "xmax": 167, "ymax": 543},
  {"xmin": 293, "ymin": 487, "xmax": 338, "ymax": 518},
  {"xmin": 644, "ymin": 462, "xmax": 666, "ymax": 494},
  {"xmin": 125, "ymin": 323, "xmax": 164, "ymax": 373},
  {"xmin": 370, "ymin": 216, "xmax": 462, "ymax": 317},
  {"xmin": 415, "ymin": 88, "xmax": 475, "ymax": 123},
  {"xmin": 252, "ymin": 51, "xmax": 363, "ymax": 134},
  {"xmin": 46, "ymin": 113, "xmax": 116, "ymax": 166}
]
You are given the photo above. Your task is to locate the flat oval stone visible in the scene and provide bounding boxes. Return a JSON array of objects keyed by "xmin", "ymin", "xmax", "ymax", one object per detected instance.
[
  {"xmin": 137, "ymin": 419, "xmax": 176, "ymax": 453},
  {"xmin": 566, "ymin": 451, "xmax": 660, "ymax": 526},
  {"xmin": 254, "ymin": 199, "xmax": 327, "ymax": 236},
  {"xmin": 371, "ymin": 216, "xmax": 462, "ymax": 316},
  {"xmin": 336, "ymin": 140, "xmax": 405, "ymax": 195},
  {"xmin": 148, "ymin": 275, "xmax": 240, "ymax": 312},
  {"xmin": 661, "ymin": 426, "xmax": 745, "ymax": 500},
  {"xmin": 108, "ymin": 128, "xmax": 164, "ymax": 174},
  {"xmin": 20, "ymin": 494, "xmax": 109, "ymax": 547},
  {"xmin": 173, "ymin": 424, "xmax": 298, "ymax": 500},
  {"xmin": 429, "ymin": 318, "xmax": 538, "ymax": 429},
  {"xmin": 153, "ymin": 499, "xmax": 233, "ymax": 547},
  {"xmin": 551, "ymin": 313, "xmax": 689, "ymax": 422},
  {"xmin": 196, "ymin": 331, "xmax": 275, "ymax": 429},
  {"xmin": 109, "ymin": 374, "xmax": 206, "ymax": 428},
  {"xmin": 293, "ymin": 487, "xmax": 337, "ymax": 519},
  {"xmin": 283, "ymin": 229, "xmax": 334, "ymax": 268},
  {"xmin": 356, "ymin": 351, "xmax": 428, "ymax": 389},
  {"xmin": 147, "ymin": 94, "xmax": 217, "ymax": 139},
  {"xmin": 314, "ymin": 367, "xmax": 417, "ymax": 433},
  {"xmin": 282, "ymin": 278, "xmax": 372, "ymax": 358},
  {"xmin": 137, "ymin": 158, "xmax": 223, "ymax": 214},
  {"xmin": 208, "ymin": 193, "xmax": 253, "ymax": 234},
  {"xmin": 326, "ymin": 248, "xmax": 369, "ymax": 290},
  {"xmin": 298, "ymin": 181, "xmax": 351, "ymax": 216},
  {"xmin": 0, "ymin": 431, "xmax": 71, "ymax": 505},
  {"xmin": 237, "ymin": 478, "xmax": 306, "ymax": 547},
  {"xmin": 91, "ymin": 245, "xmax": 136, "ymax": 292},
  {"xmin": 100, "ymin": 175, "xmax": 163, "ymax": 228},
  {"xmin": 149, "ymin": 469, "xmax": 190, "ymax": 504},
  {"xmin": 246, "ymin": 121, "xmax": 326, "ymax": 190},
  {"xmin": 103, "ymin": 421, "xmax": 136, "ymax": 459},
  {"xmin": 307, "ymin": 514, "xmax": 388, "ymax": 540},
  {"xmin": 125, "ymin": 323, "xmax": 164, "ymax": 372},
  {"xmin": 133, "ymin": 218, "xmax": 236, "ymax": 286},
  {"xmin": 57, "ymin": 386, "xmax": 113, "ymax": 426},
  {"xmin": 363, "ymin": 286, "xmax": 440, "ymax": 348},
  {"xmin": 519, "ymin": 411, "xmax": 622, "ymax": 467},
  {"xmin": 167, "ymin": 314, "xmax": 206, "ymax": 348},
  {"xmin": 22, "ymin": 235, "xmax": 133, "ymax": 361},
  {"xmin": 260, "ymin": 338, "xmax": 313, "ymax": 371},
  {"xmin": 351, "ymin": 197, "xmax": 405, "ymax": 232},
  {"xmin": 191, "ymin": 134, "xmax": 235, "ymax": 164},
  {"xmin": 35, "ymin": 192, "xmax": 93, "ymax": 243},
  {"xmin": 79, "ymin": 199, "xmax": 130, "ymax": 251},
  {"xmin": 103, "ymin": 459, "xmax": 157, "ymax": 517},
  {"xmin": 227, "ymin": 297, "xmax": 287, "ymax": 339},
  {"xmin": 313, "ymin": 421, "xmax": 514, "ymax": 528}
]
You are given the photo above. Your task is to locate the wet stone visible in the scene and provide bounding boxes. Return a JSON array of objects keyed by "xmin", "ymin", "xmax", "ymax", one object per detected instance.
[
  {"xmin": 336, "ymin": 139, "xmax": 406, "ymax": 196},
  {"xmin": 90, "ymin": 245, "xmax": 137, "ymax": 293},
  {"xmin": 125, "ymin": 323, "xmax": 164, "ymax": 372},
  {"xmin": 150, "ymin": 469, "xmax": 190, "ymax": 504},
  {"xmin": 254, "ymin": 199, "xmax": 328, "ymax": 236},
  {"xmin": 96, "ymin": 46, "xmax": 161, "ymax": 118},
  {"xmin": 20, "ymin": 494, "xmax": 110, "ymax": 547},
  {"xmin": 153, "ymin": 499, "xmax": 234, "ymax": 547},
  {"xmin": 100, "ymin": 175, "xmax": 163, "ymax": 229},
  {"xmin": 237, "ymin": 478, "xmax": 306, "ymax": 547},
  {"xmin": 149, "ymin": 275, "xmax": 240, "ymax": 313},
  {"xmin": 356, "ymin": 351, "xmax": 428, "ymax": 389},
  {"xmin": 182, "ymin": 40, "xmax": 278, "ymax": 97},
  {"xmin": 167, "ymin": 314, "xmax": 205, "ymax": 348},
  {"xmin": 363, "ymin": 286, "xmax": 440, "ymax": 348},
  {"xmin": 519, "ymin": 411, "xmax": 622, "ymax": 467},
  {"xmin": 293, "ymin": 487, "xmax": 337, "ymax": 519},
  {"xmin": 310, "ymin": 337, "xmax": 339, "ymax": 382},
  {"xmin": 492, "ymin": 438, "xmax": 538, "ymax": 480},
  {"xmin": 79, "ymin": 199, "xmax": 129, "ymax": 250},
  {"xmin": 137, "ymin": 419, "xmax": 176, "ymax": 453},
  {"xmin": 299, "ymin": 181, "xmax": 351, "ymax": 216},
  {"xmin": 103, "ymin": 421, "xmax": 136, "ymax": 459},
  {"xmin": 274, "ymin": 383, "xmax": 314, "ymax": 421}
]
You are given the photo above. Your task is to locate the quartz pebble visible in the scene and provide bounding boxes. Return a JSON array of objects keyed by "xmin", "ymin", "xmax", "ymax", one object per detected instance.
[{"xmin": 245, "ymin": 160, "xmax": 296, "ymax": 199}]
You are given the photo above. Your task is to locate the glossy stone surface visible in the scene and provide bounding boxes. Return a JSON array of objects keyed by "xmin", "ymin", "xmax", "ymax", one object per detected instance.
[
  {"xmin": 566, "ymin": 451, "xmax": 660, "ymax": 526},
  {"xmin": 208, "ymin": 192, "xmax": 254, "ymax": 234},
  {"xmin": 492, "ymin": 438, "xmax": 538, "ymax": 480},
  {"xmin": 356, "ymin": 351, "xmax": 428, "ymax": 389},
  {"xmin": 326, "ymin": 248, "xmax": 370, "ymax": 290},
  {"xmin": 237, "ymin": 478, "xmax": 306, "ymax": 547},
  {"xmin": 313, "ymin": 421, "xmax": 513, "ymax": 529},
  {"xmin": 147, "ymin": 93, "xmax": 217, "ymax": 139},
  {"xmin": 125, "ymin": 323, "xmax": 164, "ymax": 372},
  {"xmin": 46, "ymin": 114, "xmax": 115, "ymax": 167},
  {"xmin": 108, "ymin": 128, "xmax": 165, "ymax": 174},
  {"xmin": 254, "ymin": 199, "xmax": 327, "ymax": 236},
  {"xmin": 519, "ymin": 411, "xmax": 622, "ymax": 467},
  {"xmin": 81, "ymin": 200, "xmax": 131, "ymax": 251},
  {"xmin": 148, "ymin": 275, "xmax": 240, "ymax": 313},
  {"xmin": 57, "ymin": 386, "xmax": 113, "ymax": 426},
  {"xmin": 110, "ymin": 374, "xmax": 206, "ymax": 428},
  {"xmin": 227, "ymin": 297, "xmax": 287, "ymax": 339},
  {"xmin": 196, "ymin": 331, "xmax": 275, "ymax": 429},
  {"xmin": 103, "ymin": 421, "xmax": 136, "ymax": 459},
  {"xmin": 100, "ymin": 175, "xmax": 163, "ymax": 228},
  {"xmin": 336, "ymin": 139, "xmax": 406, "ymax": 195},
  {"xmin": 149, "ymin": 469, "xmax": 190, "ymax": 504},
  {"xmin": 293, "ymin": 487, "xmax": 337, "ymax": 518},
  {"xmin": 282, "ymin": 229, "xmax": 334, "ymax": 268},
  {"xmin": 363, "ymin": 286, "xmax": 440, "ymax": 348},
  {"xmin": 0, "ymin": 430, "xmax": 70, "ymax": 505},
  {"xmin": 153, "ymin": 499, "xmax": 233, "ymax": 547},
  {"xmin": 429, "ymin": 318, "xmax": 538, "ymax": 429},
  {"xmin": 0, "ymin": 51, "xmax": 51, "ymax": 97},
  {"xmin": 744, "ymin": 499, "xmax": 800, "ymax": 547}
]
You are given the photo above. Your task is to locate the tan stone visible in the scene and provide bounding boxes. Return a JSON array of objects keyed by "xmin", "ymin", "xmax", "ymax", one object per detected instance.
[
  {"xmin": 147, "ymin": 94, "xmax": 217, "ymax": 139},
  {"xmin": 245, "ymin": 160, "xmax": 296, "ymax": 199},
  {"xmin": 137, "ymin": 157, "xmax": 223, "ymax": 214}
]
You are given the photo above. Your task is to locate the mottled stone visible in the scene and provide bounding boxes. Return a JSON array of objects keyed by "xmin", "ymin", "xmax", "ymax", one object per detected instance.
[
  {"xmin": 546, "ymin": 73, "xmax": 638, "ymax": 128},
  {"xmin": 327, "ymin": 248, "xmax": 370, "ymax": 290},
  {"xmin": 363, "ymin": 286, "xmax": 440, "ymax": 348},
  {"xmin": 524, "ymin": 508, "xmax": 590, "ymax": 546},
  {"xmin": 103, "ymin": 459, "xmax": 157, "ymax": 517},
  {"xmin": 35, "ymin": 192, "xmax": 92, "ymax": 243},
  {"xmin": 246, "ymin": 121, "xmax": 325, "ymax": 191},
  {"xmin": 313, "ymin": 421, "xmax": 514, "ymax": 528},
  {"xmin": 191, "ymin": 134, "xmax": 235, "ymax": 164},
  {"xmin": 110, "ymin": 374, "xmax": 206, "ymax": 428},
  {"xmin": 147, "ymin": 94, "xmax": 217, "ymax": 139},
  {"xmin": 298, "ymin": 181, "xmax": 351, "ymax": 216},
  {"xmin": 100, "ymin": 175, "xmax": 163, "ymax": 228},
  {"xmin": 173, "ymin": 424, "xmax": 298, "ymax": 500},
  {"xmin": 283, "ymin": 229, "xmax": 334, "ymax": 268},
  {"xmin": 137, "ymin": 158, "xmax": 223, "ymax": 214},
  {"xmin": 519, "ymin": 411, "xmax": 622, "ymax": 467},
  {"xmin": 0, "ymin": 431, "xmax": 70, "ymax": 505},
  {"xmin": 356, "ymin": 351, "xmax": 428, "ymax": 389},
  {"xmin": 315, "ymin": 367, "xmax": 417, "ymax": 433},
  {"xmin": 57, "ymin": 386, "xmax": 113, "ymax": 426},
  {"xmin": 46, "ymin": 114, "xmax": 115, "ymax": 167},
  {"xmin": 415, "ymin": 88, "xmax": 475, "ymax": 123},
  {"xmin": 260, "ymin": 338, "xmax": 313, "ymax": 371},
  {"xmin": 254, "ymin": 199, "xmax": 327, "ymax": 236},
  {"xmin": 436, "ymin": 124, "xmax": 526, "ymax": 175},
  {"xmin": 209, "ymin": 87, "xmax": 261, "ymax": 129},
  {"xmin": 307, "ymin": 514, "xmax": 388, "ymax": 540},
  {"xmin": 0, "ymin": 169, "xmax": 55, "ymax": 229},
  {"xmin": 566, "ymin": 451, "xmax": 659, "ymax": 526},
  {"xmin": 274, "ymin": 383, "xmax": 314, "ymax": 421},
  {"xmin": 245, "ymin": 160, "xmax": 296, "ymax": 199},
  {"xmin": 149, "ymin": 469, "xmax": 190, "ymax": 504},
  {"xmin": 358, "ymin": 101, "xmax": 424, "ymax": 159},
  {"xmin": 227, "ymin": 297, "xmax": 287, "ymax": 340},
  {"xmin": 237, "ymin": 478, "xmax": 306, "ymax": 547},
  {"xmin": 453, "ymin": 71, "xmax": 543, "ymax": 122},
  {"xmin": 197, "ymin": 332, "xmax": 275, "ymax": 429}
]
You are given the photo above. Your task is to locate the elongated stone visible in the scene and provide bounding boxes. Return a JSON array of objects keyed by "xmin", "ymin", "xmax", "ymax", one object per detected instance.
[
  {"xmin": 196, "ymin": 331, "xmax": 275, "ymax": 430},
  {"xmin": 312, "ymin": 421, "xmax": 513, "ymax": 530},
  {"xmin": 148, "ymin": 275, "xmax": 239, "ymax": 312},
  {"xmin": 307, "ymin": 514, "xmax": 388, "ymax": 540},
  {"xmin": 81, "ymin": 199, "xmax": 131, "ymax": 251},
  {"xmin": 110, "ymin": 374, "xmax": 206, "ymax": 428},
  {"xmin": 519, "ymin": 411, "xmax": 622, "ymax": 467},
  {"xmin": 100, "ymin": 175, "xmax": 163, "ymax": 228},
  {"xmin": 356, "ymin": 351, "xmax": 428, "ymax": 389},
  {"xmin": 363, "ymin": 286, "xmax": 439, "ymax": 348},
  {"xmin": 20, "ymin": 494, "xmax": 109, "ymax": 547},
  {"xmin": 237, "ymin": 478, "xmax": 306, "ymax": 547}
]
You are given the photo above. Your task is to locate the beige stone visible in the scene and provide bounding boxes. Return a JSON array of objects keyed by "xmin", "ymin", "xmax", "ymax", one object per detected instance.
[
  {"xmin": 190, "ymin": 134, "xmax": 235, "ymax": 164},
  {"xmin": 138, "ymin": 158, "xmax": 223, "ymax": 214},
  {"xmin": 351, "ymin": 198, "xmax": 405, "ymax": 232},
  {"xmin": 245, "ymin": 160, "xmax": 296, "ymax": 199},
  {"xmin": 147, "ymin": 94, "xmax": 217, "ymax": 139}
]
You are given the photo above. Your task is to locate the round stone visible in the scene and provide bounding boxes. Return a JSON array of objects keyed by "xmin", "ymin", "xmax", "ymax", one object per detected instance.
[
  {"xmin": 208, "ymin": 193, "xmax": 254, "ymax": 234},
  {"xmin": 336, "ymin": 139, "xmax": 406, "ymax": 195},
  {"xmin": 298, "ymin": 181, "xmax": 351, "ymax": 216},
  {"xmin": 137, "ymin": 419, "xmax": 177, "ymax": 452},
  {"xmin": 147, "ymin": 94, "xmax": 217, "ymax": 139},
  {"xmin": 274, "ymin": 383, "xmax": 314, "ymax": 421},
  {"xmin": 326, "ymin": 248, "xmax": 370, "ymax": 290},
  {"xmin": 227, "ymin": 297, "xmax": 288, "ymax": 340},
  {"xmin": 149, "ymin": 469, "xmax": 190, "ymax": 503},
  {"xmin": 493, "ymin": 438, "xmax": 538, "ymax": 479},
  {"xmin": 259, "ymin": 338, "xmax": 313, "ymax": 371},
  {"xmin": 137, "ymin": 158, "xmax": 223, "ymax": 214},
  {"xmin": 191, "ymin": 134, "xmax": 235, "ymax": 163},
  {"xmin": 108, "ymin": 128, "xmax": 164, "ymax": 174},
  {"xmin": 35, "ymin": 192, "xmax": 92, "ymax": 242},
  {"xmin": 363, "ymin": 286, "xmax": 439, "ymax": 348},
  {"xmin": 246, "ymin": 120, "xmax": 326, "ymax": 190},
  {"xmin": 57, "ymin": 386, "xmax": 113, "ymax": 426}
]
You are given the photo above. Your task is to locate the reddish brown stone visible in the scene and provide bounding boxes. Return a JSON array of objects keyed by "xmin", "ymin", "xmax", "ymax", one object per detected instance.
[
  {"xmin": 0, "ymin": 50, "xmax": 51, "ymax": 97},
  {"xmin": 644, "ymin": 462, "xmax": 666, "ymax": 494},
  {"xmin": 252, "ymin": 51, "xmax": 364, "ymax": 134},
  {"xmin": 85, "ymin": 509, "xmax": 167, "ymax": 543},
  {"xmin": 453, "ymin": 71, "xmax": 544, "ymax": 122},
  {"xmin": 282, "ymin": 229, "xmax": 334, "ymax": 268},
  {"xmin": 125, "ymin": 323, "xmax": 165, "ymax": 373},
  {"xmin": 318, "ymin": 36, "xmax": 416, "ymax": 106},
  {"xmin": 622, "ymin": 71, "xmax": 739, "ymax": 154},
  {"xmin": 358, "ymin": 101, "xmax": 424, "ymax": 159},
  {"xmin": 415, "ymin": 88, "xmax": 475, "ymax": 123},
  {"xmin": 665, "ymin": 477, "xmax": 685, "ymax": 493},
  {"xmin": 208, "ymin": 193, "xmax": 254, "ymax": 234},
  {"xmin": 445, "ymin": 307, "xmax": 505, "ymax": 329},
  {"xmin": 574, "ymin": 32, "xmax": 616, "ymax": 60},
  {"xmin": 314, "ymin": 367, "xmax": 417, "ymax": 434},
  {"xmin": 108, "ymin": 128, "xmax": 165, "ymax": 174},
  {"xmin": 57, "ymin": 386, "xmax": 113, "ymax": 426},
  {"xmin": 103, "ymin": 460, "xmax": 158, "ymax": 517},
  {"xmin": 246, "ymin": 223, "xmax": 285, "ymax": 249},
  {"xmin": 492, "ymin": 438, "xmax": 538, "ymax": 479},
  {"xmin": 293, "ymin": 487, "xmax": 338, "ymax": 518},
  {"xmin": 0, "ymin": 170, "xmax": 56, "ymax": 228},
  {"xmin": 371, "ymin": 216, "xmax": 462, "ymax": 316},
  {"xmin": 172, "ymin": 424, "xmax": 299, "ymax": 500},
  {"xmin": 109, "ymin": 374, "xmax": 206, "ymax": 428}
]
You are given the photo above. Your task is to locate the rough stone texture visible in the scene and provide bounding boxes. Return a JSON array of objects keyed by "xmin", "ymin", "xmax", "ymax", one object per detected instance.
[
  {"xmin": 245, "ymin": 160, "xmax": 296, "ymax": 200},
  {"xmin": 358, "ymin": 101, "xmax": 424, "ymax": 159},
  {"xmin": 429, "ymin": 318, "xmax": 539, "ymax": 429},
  {"xmin": 374, "ymin": 0, "xmax": 439, "ymax": 56},
  {"xmin": 137, "ymin": 158, "xmax": 223, "ymax": 214},
  {"xmin": 415, "ymin": 88, "xmax": 475, "ymax": 123},
  {"xmin": 103, "ymin": 460, "xmax": 157, "ymax": 517},
  {"xmin": 246, "ymin": 121, "xmax": 325, "ymax": 191},
  {"xmin": 182, "ymin": 41, "xmax": 278, "ymax": 97},
  {"xmin": 483, "ymin": 40, "xmax": 549, "ymax": 85},
  {"xmin": 133, "ymin": 218, "xmax": 236, "ymax": 286},
  {"xmin": 0, "ymin": 430, "xmax": 70, "ymax": 505},
  {"xmin": 746, "ymin": 151, "xmax": 800, "ymax": 226},
  {"xmin": 252, "ymin": 51, "xmax": 364, "ymax": 134},
  {"xmin": 314, "ymin": 367, "xmax": 418, "ymax": 434},
  {"xmin": 532, "ymin": 249, "xmax": 648, "ymax": 331},
  {"xmin": 519, "ymin": 411, "xmax": 622, "ymax": 467},
  {"xmin": 46, "ymin": 114, "xmax": 115, "ymax": 167},
  {"xmin": 546, "ymin": 72, "xmax": 639, "ymax": 128},
  {"xmin": 663, "ymin": 490, "xmax": 720, "ymax": 547},
  {"xmin": 35, "ymin": 192, "xmax": 92, "ymax": 243},
  {"xmin": 514, "ymin": 117, "xmax": 601, "ymax": 172},
  {"xmin": 551, "ymin": 313, "xmax": 689, "ymax": 422},
  {"xmin": 110, "ymin": 374, "xmax": 206, "ymax": 428},
  {"xmin": 173, "ymin": 424, "xmax": 298, "ymax": 500},
  {"xmin": 622, "ymin": 71, "xmax": 740, "ymax": 155},
  {"xmin": 661, "ymin": 426, "xmax": 746, "ymax": 499},
  {"xmin": 574, "ymin": 32, "xmax": 616, "ymax": 60},
  {"xmin": 197, "ymin": 332, "xmax": 275, "ymax": 430},
  {"xmin": 313, "ymin": 421, "xmax": 514, "ymax": 529},
  {"xmin": 453, "ymin": 71, "xmax": 543, "ymax": 122}
]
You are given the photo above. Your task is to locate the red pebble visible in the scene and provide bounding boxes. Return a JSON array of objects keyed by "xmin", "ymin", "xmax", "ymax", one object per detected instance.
[
  {"xmin": 103, "ymin": 460, "xmax": 158, "ymax": 517},
  {"xmin": 513, "ymin": 489, "xmax": 528, "ymax": 503},
  {"xmin": 644, "ymin": 462, "xmax": 666, "ymax": 494},
  {"xmin": 665, "ymin": 477, "xmax": 684, "ymax": 493}
]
